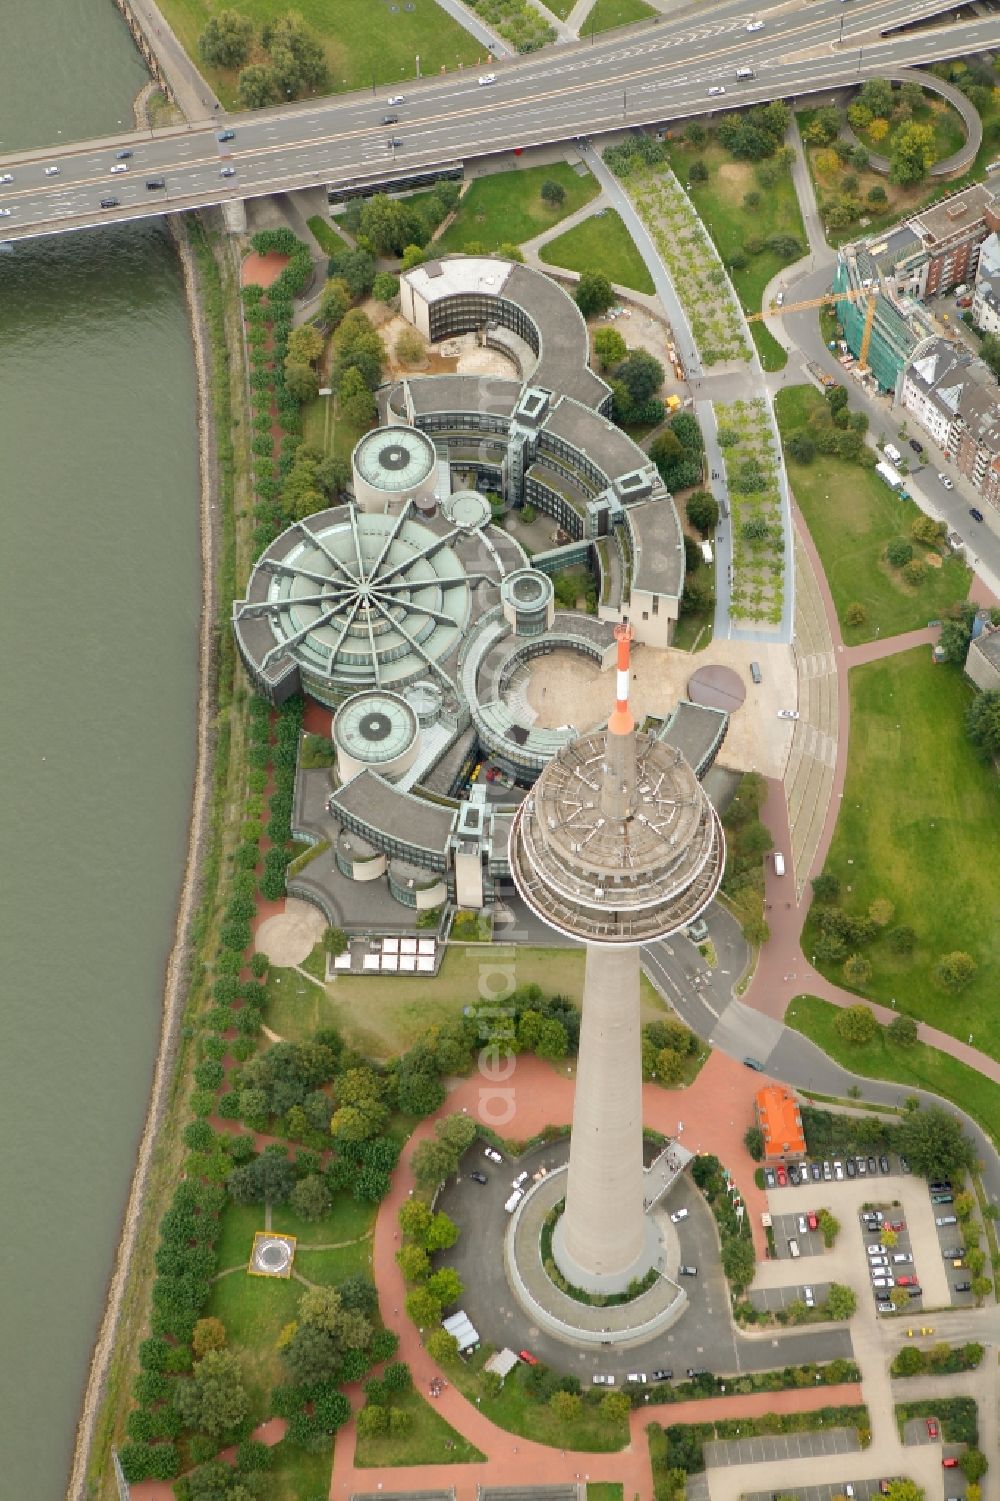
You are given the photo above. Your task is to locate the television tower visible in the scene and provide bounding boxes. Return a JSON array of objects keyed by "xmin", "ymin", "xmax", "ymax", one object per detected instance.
[{"xmin": 509, "ymin": 626, "xmax": 725, "ymax": 1292}]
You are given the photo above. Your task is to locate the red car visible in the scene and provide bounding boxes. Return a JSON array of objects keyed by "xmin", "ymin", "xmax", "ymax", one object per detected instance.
[
  {"xmin": 518, "ymin": 1349, "xmax": 538, "ymax": 1366},
  {"xmin": 776, "ymin": 1164, "xmax": 788, "ymax": 1186},
  {"xmin": 807, "ymin": 1211, "xmax": 818, "ymax": 1231},
  {"xmin": 943, "ymin": 1458, "xmax": 959, "ymax": 1469},
  {"xmin": 888, "ymin": 1220, "xmax": 905, "ymax": 1232},
  {"xmin": 897, "ymin": 1275, "xmax": 917, "ymax": 1287},
  {"xmin": 926, "ymin": 1418, "xmax": 938, "ymax": 1438}
]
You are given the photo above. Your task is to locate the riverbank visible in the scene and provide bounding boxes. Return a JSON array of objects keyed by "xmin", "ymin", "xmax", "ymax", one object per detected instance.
[{"xmin": 68, "ymin": 211, "xmax": 229, "ymax": 1501}]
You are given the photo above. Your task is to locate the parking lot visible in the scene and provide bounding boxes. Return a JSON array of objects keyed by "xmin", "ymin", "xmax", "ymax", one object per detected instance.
[
  {"xmin": 744, "ymin": 1483, "xmax": 885, "ymax": 1501},
  {"xmin": 858, "ymin": 1205, "xmax": 921, "ymax": 1316},
  {"xmin": 749, "ymin": 1282, "xmax": 832, "ymax": 1314},
  {"xmin": 706, "ymin": 1428, "xmax": 861, "ymax": 1468},
  {"xmin": 772, "ymin": 1210, "xmax": 826, "ymax": 1260}
]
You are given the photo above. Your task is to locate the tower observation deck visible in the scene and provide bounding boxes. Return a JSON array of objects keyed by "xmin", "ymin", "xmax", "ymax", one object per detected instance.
[{"xmin": 508, "ymin": 626, "xmax": 724, "ymax": 1293}]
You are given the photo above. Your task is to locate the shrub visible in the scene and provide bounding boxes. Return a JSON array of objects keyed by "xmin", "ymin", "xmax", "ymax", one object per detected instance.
[{"xmin": 834, "ymin": 1003, "xmax": 878, "ymax": 1044}]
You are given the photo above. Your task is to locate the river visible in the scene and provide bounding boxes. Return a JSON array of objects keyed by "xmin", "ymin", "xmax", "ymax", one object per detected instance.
[{"xmin": 0, "ymin": 6, "xmax": 201, "ymax": 1497}]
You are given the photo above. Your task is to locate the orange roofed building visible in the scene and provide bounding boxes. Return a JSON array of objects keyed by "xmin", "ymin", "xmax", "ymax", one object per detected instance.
[{"xmin": 755, "ymin": 1084, "xmax": 806, "ymax": 1162}]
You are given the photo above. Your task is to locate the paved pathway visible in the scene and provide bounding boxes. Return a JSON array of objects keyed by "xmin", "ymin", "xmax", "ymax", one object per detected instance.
[
  {"xmin": 126, "ymin": 0, "xmax": 222, "ymax": 123},
  {"xmin": 431, "ymin": 0, "xmax": 511, "ymax": 54}
]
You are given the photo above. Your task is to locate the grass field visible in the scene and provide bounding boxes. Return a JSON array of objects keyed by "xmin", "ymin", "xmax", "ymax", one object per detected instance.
[
  {"xmin": 664, "ymin": 137, "xmax": 806, "ymax": 371},
  {"xmin": 540, "ymin": 207, "xmax": 655, "ymax": 293},
  {"xmin": 775, "ymin": 385, "xmax": 970, "ymax": 642},
  {"xmin": 804, "ymin": 650, "xmax": 1000, "ymax": 1053},
  {"xmin": 307, "ymin": 214, "xmax": 348, "ymax": 256},
  {"xmin": 354, "ymin": 1387, "xmax": 486, "ymax": 1466},
  {"xmin": 588, "ymin": 1487, "xmax": 625, "ymax": 1501},
  {"xmin": 543, "ymin": 0, "xmax": 578, "ymax": 17},
  {"xmin": 581, "ymin": 0, "xmax": 657, "ymax": 32},
  {"xmin": 158, "ymin": 0, "xmax": 482, "ymax": 107},
  {"xmin": 265, "ymin": 944, "xmax": 677, "ymax": 1056},
  {"xmin": 447, "ymin": 1353, "xmax": 630, "ymax": 1449},
  {"xmin": 786, "ymin": 995, "xmax": 1000, "ymax": 1149},
  {"xmin": 434, "ymin": 163, "xmax": 600, "ymax": 253},
  {"xmin": 268, "ymin": 1441, "xmax": 332, "ymax": 1501}
]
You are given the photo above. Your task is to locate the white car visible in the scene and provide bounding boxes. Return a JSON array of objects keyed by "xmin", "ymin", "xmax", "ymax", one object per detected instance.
[
  {"xmin": 834, "ymin": 1160, "xmax": 844, "ymax": 1180},
  {"xmin": 671, "ymin": 1207, "xmax": 689, "ymax": 1223},
  {"xmin": 479, "ymin": 73, "xmax": 497, "ymax": 85},
  {"xmin": 484, "ymin": 1146, "xmax": 503, "ymax": 1163},
  {"xmin": 708, "ymin": 86, "xmax": 726, "ymax": 97},
  {"xmin": 0, "ymin": 207, "xmax": 10, "ymax": 217},
  {"xmin": 220, "ymin": 166, "xmax": 236, "ymax": 177},
  {"xmin": 867, "ymin": 1244, "xmax": 886, "ymax": 1257},
  {"xmin": 627, "ymin": 1372, "xmax": 647, "ymax": 1383},
  {"xmin": 745, "ymin": 18, "xmax": 764, "ymax": 29},
  {"xmin": 387, "ymin": 94, "xmax": 405, "ymax": 105},
  {"xmin": 797, "ymin": 1215, "xmax": 808, "ymax": 1235},
  {"xmin": 44, "ymin": 165, "xmax": 60, "ymax": 176},
  {"xmin": 803, "ymin": 1285, "xmax": 815, "ymax": 1306},
  {"xmin": 592, "ymin": 1373, "xmax": 615, "ymax": 1385},
  {"xmin": 938, "ymin": 472, "xmax": 954, "ymax": 490},
  {"xmin": 512, "ymin": 1171, "xmax": 529, "ymax": 1188},
  {"xmin": 110, "ymin": 163, "xmax": 129, "ymax": 175},
  {"xmin": 778, "ymin": 709, "xmax": 799, "ymax": 721},
  {"xmin": 0, "ymin": 173, "xmax": 12, "ymax": 184}
]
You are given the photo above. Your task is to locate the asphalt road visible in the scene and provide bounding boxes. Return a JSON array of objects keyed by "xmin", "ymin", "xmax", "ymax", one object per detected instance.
[{"xmin": 0, "ymin": 0, "xmax": 989, "ymax": 241}]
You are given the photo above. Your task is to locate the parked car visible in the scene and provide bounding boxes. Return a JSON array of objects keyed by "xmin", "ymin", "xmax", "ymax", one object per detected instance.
[
  {"xmin": 778, "ymin": 709, "xmax": 800, "ymax": 720},
  {"xmin": 867, "ymin": 1156, "xmax": 878, "ymax": 1175},
  {"xmin": 469, "ymin": 1171, "xmax": 487, "ymax": 1184},
  {"xmin": 788, "ymin": 1163, "xmax": 802, "ymax": 1186},
  {"xmin": 955, "ymin": 1281, "xmax": 972, "ymax": 1293},
  {"xmin": 823, "ymin": 1161, "xmax": 832, "ymax": 1180},
  {"xmin": 518, "ymin": 1349, "xmax": 538, "ymax": 1365},
  {"xmin": 936, "ymin": 1215, "xmax": 958, "ymax": 1226},
  {"xmin": 764, "ymin": 1168, "xmax": 776, "ymax": 1189},
  {"xmin": 671, "ymin": 1208, "xmax": 689, "ymax": 1223},
  {"xmin": 932, "ymin": 1193, "xmax": 954, "ymax": 1205},
  {"xmin": 512, "ymin": 1171, "xmax": 529, "ymax": 1188},
  {"xmin": 592, "ymin": 1373, "xmax": 615, "ymax": 1385},
  {"xmin": 798, "ymin": 1215, "xmax": 808, "ymax": 1235},
  {"xmin": 777, "ymin": 1164, "xmax": 788, "ymax": 1186},
  {"xmin": 679, "ymin": 1264, "xmax": 698, "ymax": 1276},
  {"xmin": 930, "ymin": 1181, "xmax": 952, "ymax": 1191},
  {"xmin": 909, "ymin": 438, "xmax": 924, "ymax": 454},
  {"xmin": 856, "ymin": 1156, "xmax": 867, "ymax": 1176},
  {"xmin": 943, "ymin": 1458, "xmax": 959, "ymax": 1469},
  {"xmin": 897, "ymin": 1275, "xmax": 918, "ymax": 1287},
  {"xmin": 627, "ymin": 1372, "xmax": 647, "ymax": 1384},
  {"xmin": 888, "ymin": 1220, "xmax": 905, "ymax": 1232},
  {"xmin": 485, "ymin": 1147, "xmax": 503, "ymax": 1163},
  {"xmin": 900, "ymin": 1154, "xmax": 910, "ymax": 1173},
  {"xmin": 938, "ymin": 472, "xmax": 954, "ymax": 490},
  {"xmin": 803, "ymin": 1285, "xmax": 815, "ymax": 1305},
  {"xmin": 970, "ymin": 507, "xmax": 985, "ymax": 523},
  {"xmin": 926, "ymin": 1419, "xmax": 939, "ymax": 1438},
  {"xmin": 834, "ymin": 1160, "xmax": 844, "ymax": 1180},
  {"xmin": 943, "ymin": 1247, "xmax": 965, "ymax": 1259},
  {"xmin": 846, "ymin": 1159, "xmax": 857, "ymax": 1178},
  {"xmin": 876, "ymin": 1299, "xmax": 893, "ymax": 1313},
  {"xmin": 687, "ymin": 1367, "xmax": 710, "ymax": 1378},
  {"xmin": 807, "ymin": 1210, "xmax": 819, "ymax": 1230},
  {"xmin": 907, "ymin": 1287, "xmax": 923, "ymax": 1298},
  {"xmin": 652, "ymin": 1368, "xmax": 673, "ymax": 1382},
  {"xmin": 811, "ymin": 1163, "xmax": 821, "ymax": 1182}
]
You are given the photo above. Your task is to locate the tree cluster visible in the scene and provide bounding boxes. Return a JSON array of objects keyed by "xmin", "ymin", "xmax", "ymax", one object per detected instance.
[
  {"xmin": 720, "ymin": 772, "xmax": 771, "ymax": 946},
  {"xmin": 690, "ymin": 1153, "xmax": 756, "ymax": 1294},
  {"xmin": 650, "ymin": 410, "xmax": 705, "ymax": 494},
  {"xmin": 642, "ymin": 1017, "xmax": 700, "ymax": 1086},
  {"xmin": 227, "ymin": 12, "xmax": 328, "ymax": 109},
  {"xmin": 716, "ymin": 101, "xmax": 792, "ymax": 162}
]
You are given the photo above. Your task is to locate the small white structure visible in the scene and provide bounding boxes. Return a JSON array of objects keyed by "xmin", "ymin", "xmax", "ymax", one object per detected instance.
[
  {"xmin": 484, "ymin": 1348, "xmax": 520, "ymax": 1383},
  {"xmin": 442, "ymin": 1310, "xmax": 480, "ymax": 1353}
]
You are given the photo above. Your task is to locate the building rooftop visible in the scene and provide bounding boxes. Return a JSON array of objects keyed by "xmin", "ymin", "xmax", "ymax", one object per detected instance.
[
  {"xmin": 971, "ymin": 626, "xmax": 1000, "ymax": 669},
  {"xmin": 756, "ymin": 1084, "xmax": 806, "ymax": 1159},
  {"xmin": 330, "ymin": 768, "xmax": 455, "ymax": 858},
  {"xmin": 402, "ymin": 373, "xmax": 523, "ymax": 420},
  {"xmin": 542, "ymin": 396, "xmax": 656, "ymax": 487},
  {"xmin": 911, "ymin": 183, "xmax": 998, "ymax": 246},
  {"xmin": 628, "ymin": 497, "xmax": 684, "ymax": 598}
]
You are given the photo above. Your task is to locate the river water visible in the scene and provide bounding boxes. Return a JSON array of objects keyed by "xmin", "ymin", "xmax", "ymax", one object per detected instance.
[{"xmin": 0, "ymin": 6, "xmax": 200, "ymax": 1497}]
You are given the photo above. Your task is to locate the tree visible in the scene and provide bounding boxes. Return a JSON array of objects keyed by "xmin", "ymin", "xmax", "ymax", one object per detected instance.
[
  {"xmin": 744, "ymin": 1124, "xmax": 764, "ymax": 1161},
  {"xmin": 601, "ymin": 1389, "xmax": 632, "ymax": 1422},
  {"xmin": 174, "ymin": 1350, "xmax": 249, "ymax": 1439},
  {"xmin": 885, "ymin": 1481, "xmax": 924, "ymax": 1501},
  {"xmin": 893, "ymin": 1344, "xmax": 925, "ymax": 1376},
  {"xmin": 263, "ymin": 12, "xmax": 328, "ymax": 96},
  {"xmin": 287, "ymin": 324, "xmax": 323, "ymax": 365},
  {"xmin": 981, "ymin": 333, "xmax": 1000, "ymax": 381},
  {"xmin": 897, "ymin": 1105, "xmax": 975, "ymax": 1180},
  {"xmin": 825, "ymin": 1283, "xmax": 856, "ymax": 1319},
  {"xmin": 337, "ymin": 366, "xmax": 377, "ymax": 428},
  {"xmin": 228, "ymin": 1152, "xmax": 296, "ymax": 1204},
  {"xmin": 843, "ymin": 953, "xmax": 873, "ymax": 987},
  {"xmin": 685, "ymin": 490, "xmax": 719, "ymax": 536},
  {"xmin": 358, "ymin": 195, "xmax": 424, "ymax": 255},
  {"xmin": 549, "ymin": 1390, "xmax": 583, "ymax": 1421},
  {"xmin": 405, "ymin": 1287, "xmax": 442, "ymax": 1328},
  {"xmin": 357, "ymin": 1403, "xmax": 388, "ymax": 1438},
  {"xmin": 396, "ymin": 1243, "xmax": 430, "ymax": 1282},
  {"xmin": 426, "ymin": 1328, "xmax": 460, "ymax": 1363},
  {"xmin": 593, "ymin": 326, "xmax": 627, "ymax": 371},
  {"xmin": 886, "ymin": 537, "xmax": 913, "ymax": 567},
  {"xmin": 191, "ymin": 1317, "xmax": 227, "ymax": 1360},
  {"xmin": 400, "ymin": 242, "xmax": 427, "ymax": 271},
  {"xmin": 722, "ymin": 1238, "xmax": 756, "ymax": 1291},
  {"xmin": 834, "ymin": 1004, "xmax": 878, "ymax": 1045},
  {"xmin": 868, "ymin": 897, "xmax": 894, "ymax": 927},
  {"xmin": 319, "ymin": 277, "xmax": 351, "ymax": 329},
  {"xmin": 933, "ymin": 951, "xmax": 977, "ymax": 992},
  {"xmin": 890, "ymin": 122, "xmax": 936, "ymax": 186},
  {"xmin": 615, "ymin": 348, "xmax": 664, "ymax": 406},
  {"xmin": 890, "ymin": 1287, "xmax": 910, "ymax": 1311},
  {"xmin": 199, "ymin": 10, "xmax": 255, "ymax": 67},
  {"xmin": 290, "ymin": 1173, "xmax": 331, "ymax": 1222},
  {"xmin": 961, "ymin": 1450, "xmax": 988, "ymax": 1482},
  {"xmin": 426, "ymin": 1267, "xmax": 463, "ymax": 1306},
  {"xmin": 845, "ymin": 601, "xmax": 867, "ymax": 627},
  {"xmin": 283, "ymin": 358, "xmax": 320, "ymax": 404},
  {"xmin": 817, "ymin": 1209, "xmax": 840, "ymax": 1248},
  {"xmin": 967, "ymin": 690, "xmax": 1000, "ymax": 759},
  {"xmin": 812, "ymin": 871, "xmax": 840, "ymax": 903},
  {"xmin": 435, "ymin": 1113, "xmax": 478, "ymax": 1157},
  {"xmin": 685, "ymin": 121, "xmax": 707, "ymax": 146},
  {"xmin": 880, "ymin": 1227, "xmax": 897, "ymax": 1249},
  {"xmin": 971, "ymin": 1275, "xmax": 993, "ymax": 1305},
  {"xmin": 424, "ymin": 1211, "xmax": 460, "ymax": 1252},
  {"xmin": 540, "ymin": 178, "xmax": 566, "ymax": 206},
  {"xmin": 888, "ymin": 1014, "xmax": 918, "ymax": 1047},
  {"xmin": 329, "ymin": 246, "xmax": 377, "ymax": 300},
  {"xmin": 689, "ymin": 159, "xmax": 709, "ymax": 183},
  {"xmin": 575, "ymin": 270, "xmax": 614, "ymax": 318},
  {"xmin": 887, "ymin": 924, "xmax": 916, "ymax": 955},
  {"xmin": 238, "ymin": 63, "xmax": 278, "ymax": 110}
]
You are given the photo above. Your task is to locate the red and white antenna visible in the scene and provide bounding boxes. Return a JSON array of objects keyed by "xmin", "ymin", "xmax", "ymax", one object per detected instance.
[{"xmin": 608, "ymin": 623, "xmax": 635, "ymax": 738}]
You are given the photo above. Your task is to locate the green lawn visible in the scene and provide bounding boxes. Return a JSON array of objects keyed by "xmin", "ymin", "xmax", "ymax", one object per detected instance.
[
  {"xmin": 540, "ymin": 207, "xmax": 654, "ymax": 293},
  {"xmin": 588, "ymin": 1487, "xmax": 625, "ymax": 1501},
  {"xmin": 354, "ymin": 1387, "xmax": 486, "ymax": 1466},
  {"xmin": 157, "ymin": 0, "xmax": 482, "ymax": 108},
  {"xmin": 216, "ymin": 1200, "xmax": 265, "ymax": 1271},
  {"xmin": 265, "ymin": 943, "xmax": 671, "ymax": 1056},
  {"xmin": 542, "ymin": 0, "xmax": 578, "ymax": 17},
  {"xmin": 581, "ymin": 0, "xmax": 657, "ymax": 33},
  {"xmin": 295, "ymin": 1240, "xmax": 373, "ymax": 1284},
  {"xmin": 307, "ymin": 215, "xmax": 349, "ymax": 256},
  {"xmin": 672, "ymin": 609, "xmax": 714, "ymax": 652},
  {"xmin": 301, "ymin": 390, "xmax": 371, "ymax": 466},
  {"xmin": 446, "ymin": 1354, "xmax": 630, "ymax": 1449},
  {"xmin": 775, "ymin": 385, "xmax": 970, "ymax": 642},
  {"xmin": 434, "ymin": 163, "xmax": 600, "ymax": 253},
  {"xmin": 268, "ymin": 1439, "xmax": 332, "ymax": 1501},
  {"xmin": 786, "ymin": 995, "xmax": 1000, "ymax": 1150},
  {"xmin": 664, "ymin": 137, "xmax": 807, "ymax": 371},
  {"xmin": 271, "ymin": 1194, "xmax": 375, "ymax": 1246},
  {"xmin": 804, "ymin": 650, "xmax": 1000, "ymax": 1054}
]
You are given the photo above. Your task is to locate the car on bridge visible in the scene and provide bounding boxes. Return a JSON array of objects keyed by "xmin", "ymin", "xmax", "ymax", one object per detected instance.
[
  {"xmin": 479, "ymin": 73, "xmax": 497, "ymax": 86},
  {"xmin": 217, "ymin": 129, "xmax": 235, "ymax": 143},
  {"xmin": 745, "ymin": 19, "xmax": 764, "ymax": 30},
  {"xmin": 387, "ymin": 94, "xmax": 405, "ymax": 105},
  {"xmin": 116, "ymin": 149, "xmax": 132, "ymax": 161},
  {"xmin": 0, "ymin": 172, "xmax": 13, "ymax": 184},
  {"xmin": 221, "ymin": 167, "xmax": 236, "ymax": 178},
  {"xmin": 708, "ymin": 86, "xmax": 726, "ymax": 97},
  {"xmin": 110, "ymin": 164, "xmax": 128, "ymax": 175},
  {"xmin": 44, "ymin": 166, "xmax": 60, "ymax": 177},
  {"xmin": 0, "ymin": 208, "xmax": 11, "ymax": 217}
]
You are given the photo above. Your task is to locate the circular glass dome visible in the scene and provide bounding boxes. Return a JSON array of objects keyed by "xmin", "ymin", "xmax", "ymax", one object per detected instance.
[
  {"xmin": 333, "ymin": 690, "xmax": 419, "ymax": 766},
  {"xmin": 442, "ymin": 490, "xmax": 492, "ymax": 530},
  {"xmin": 353, "ymin": 428, "xmax": 437, "ymax": 492}
]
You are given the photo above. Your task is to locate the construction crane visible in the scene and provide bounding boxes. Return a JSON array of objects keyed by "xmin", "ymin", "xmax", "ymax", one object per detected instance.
[{"xmin": 747, "ymin": 286, "xmax": 880, "ymax": 373}]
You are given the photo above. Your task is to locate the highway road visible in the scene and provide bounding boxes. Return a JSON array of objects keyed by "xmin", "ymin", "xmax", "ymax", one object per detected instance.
[{"xmin": 0, "ymin": 0, "xmax": 992, "ymax": 241}]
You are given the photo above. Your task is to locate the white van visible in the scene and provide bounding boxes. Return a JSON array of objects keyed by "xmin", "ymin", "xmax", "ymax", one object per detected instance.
[
  {"xmin": 736, "ymin": 67, "xmax": 755, "ymax": 80},
  {"xmin": 504, "ymin": 1189, "xmax": 524, "ymax": 1213},
  {"xmin": 884, "ymin": 442, "xmax": 902, "ymax": 465},
  {"xmin": 774, "ymin": 852, "xmax": 786, "ymax": 876},
  {"xmin": 788, "ymin": 1238, "xmax": 801, "ymax": 1258},
  {"xmin": 701, "ymin": 540, "xmax": 714, "ymax": 565}
]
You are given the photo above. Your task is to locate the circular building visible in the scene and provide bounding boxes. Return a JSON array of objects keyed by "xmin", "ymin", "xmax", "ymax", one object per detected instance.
[
  {"xmin": 441, "ymin": 489, "xmax": 492, "ymax": 531},
  {"xmin": 687, "ymin": 664, "xmax": 747, "ymax": 713},
  {"xmin": 233, "ymin": 509, "xmax": 481, "ymax": 707},
  {"xmin": 501, "ymin": 568, "xmax": 555, "ymax": 637},
  {"xmin": 352, "ymin": 427, "xmax": 437, "ymax": 513},
  {"xmin": 333, "ymin": 689, "xmax": 420, "ymax": 783}
]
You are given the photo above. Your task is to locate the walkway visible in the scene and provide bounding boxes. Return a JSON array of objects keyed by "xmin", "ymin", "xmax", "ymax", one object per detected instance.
[
  {"xmin": 124, "ymin": 0, "xmax": 221, "ymax": 123},
  {"xmin": 839, "ymin": 67, "xmax": 983, "ymax": 178},
  {"xmin": 432, "ymin": 0, "xmax": 511, "ymax": 55}
]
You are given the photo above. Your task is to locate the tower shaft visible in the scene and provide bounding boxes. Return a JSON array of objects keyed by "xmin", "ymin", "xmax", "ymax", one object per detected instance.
[{"xmin": 555, "ymin": 942, "xmax": 647, "ymax": 1284}]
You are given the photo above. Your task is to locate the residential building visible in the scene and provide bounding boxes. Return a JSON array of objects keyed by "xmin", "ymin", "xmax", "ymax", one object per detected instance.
[
  {"xmin": 965, "ymin": 624, "xmax": 1000, "ymax": 693},
  {"xmin": 900, "ymin": 336, "xmax": 1000, "ymax": 503},
  {"xmin": 972, "ymin": 231, "xmax": 1000, "ymax": 335},
  {"xmin": 868, "ymin": 182, "xmax": 1000, "ymax": 299}
]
